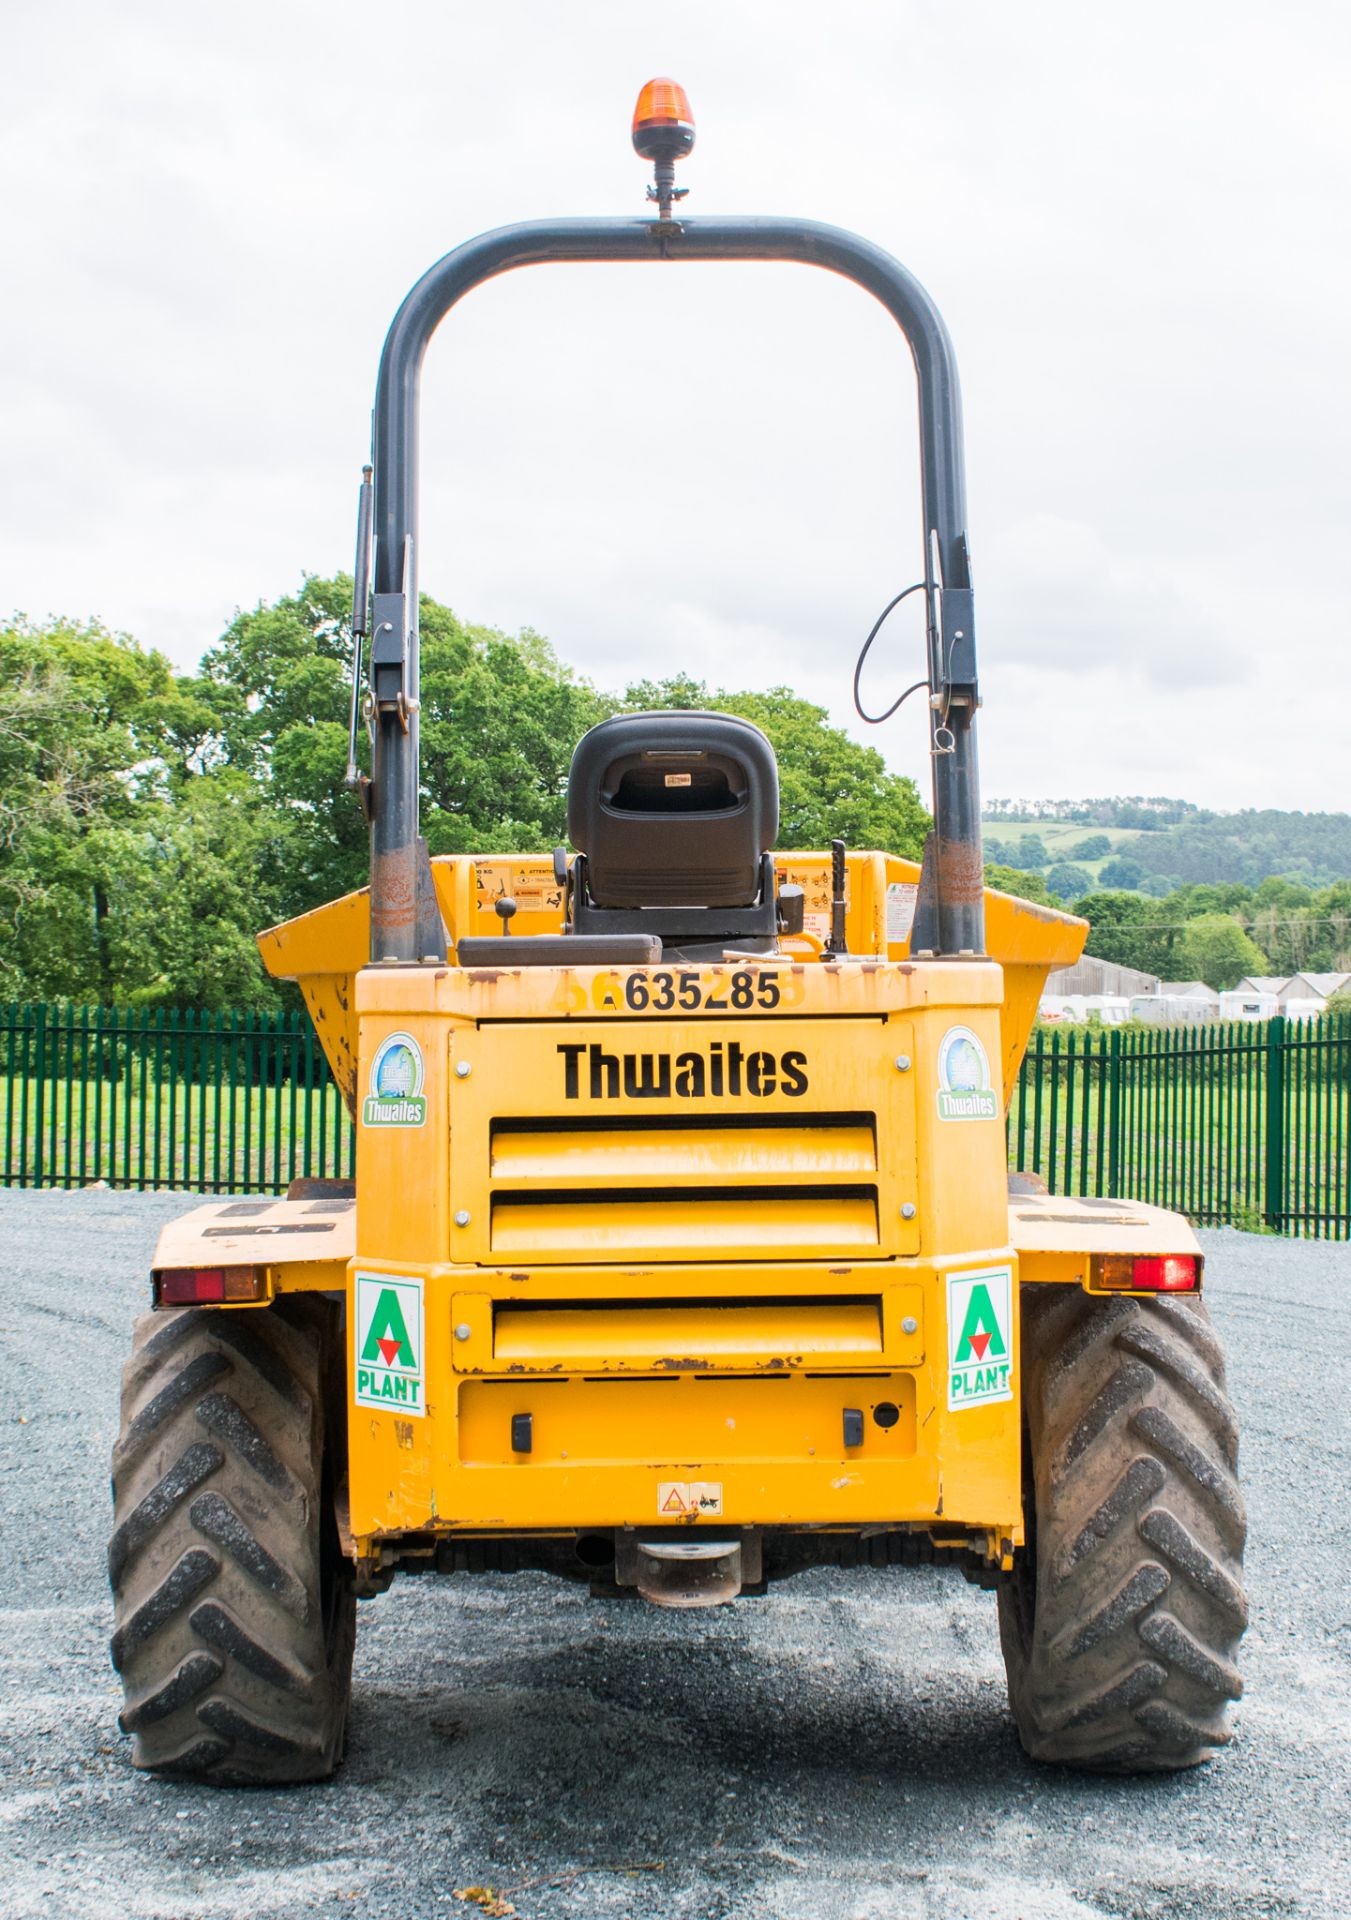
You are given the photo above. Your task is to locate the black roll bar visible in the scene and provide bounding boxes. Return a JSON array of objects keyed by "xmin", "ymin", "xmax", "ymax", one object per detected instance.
[{"xmin": 363, "ymin": 215, "xmax": 983, "ymax": 962}]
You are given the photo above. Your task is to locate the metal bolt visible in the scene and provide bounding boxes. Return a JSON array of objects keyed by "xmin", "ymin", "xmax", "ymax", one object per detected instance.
[
  {"xmin": 454, "ymin": 1208, "xmax": 471, "ymax": 1227},
  {"xmin": 455, "ymin": 1060, "xmax": 472, "ymax": 1078},
  {"xmin": 902, "ymin": 1315, "xmax": 918, "ymax": 1335},
  {"xmin": 454, "ymin": 1323, "xmax": 472, "ymax": 1342},
  {"xmin": 900, "ymin": 1202, "xmax": 917, "ymax": 1219},
  {"xmin": 895, "ymin": 1054, "xmax": 911, "ymax": 1071}
]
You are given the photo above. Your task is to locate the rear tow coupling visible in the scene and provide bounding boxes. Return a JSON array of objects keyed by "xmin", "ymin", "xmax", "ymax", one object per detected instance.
[{"xmin": 616, "ymin": 1532, "xmax": 760, "ymax": 1608}]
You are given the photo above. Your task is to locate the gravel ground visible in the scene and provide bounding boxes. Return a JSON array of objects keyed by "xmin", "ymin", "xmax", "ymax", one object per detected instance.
[{"xmin": 1, "ymin": 1189, "xmax": 1347, "ymax": 1920}]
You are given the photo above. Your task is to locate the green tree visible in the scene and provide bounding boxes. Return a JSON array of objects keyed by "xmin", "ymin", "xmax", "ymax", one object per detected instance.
[
  {"xmin": 1098, "ymin": 855, "xmax": 1144, "ymax": 890},
  {"xmin": 1074, "ymin": 890, "xmax": 1183, "ymax": 977},
  {"xmin": 1174, "ymin": 914, "xmax": 1268, "ymax": 990},
  {"xmin": 984, "ymin": 863, "xmax": 1053, "ymax": 905},
  {"xmin": 0, "ymin": 616, "xmax": 233, "ymax": 1003},
  {"xmin": 1045, "ymin": 862, "xmax": 1092, "ymax": 899},
  {"xmin": 1070, "ymin": 833, "xmax": 1111, "ymax": 860},
  {"xmin": 1005, "ymin": 832, "xmax": 1049, "ymax": 871},
  {"xmin": 190, "ymin": 576, "xmax": 614, "ymax": 912}
]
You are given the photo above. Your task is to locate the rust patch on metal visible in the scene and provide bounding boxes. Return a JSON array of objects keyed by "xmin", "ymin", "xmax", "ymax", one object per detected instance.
[{"xmin": 934, "ymin": 836, "xmax": 985, "ymax": 908}]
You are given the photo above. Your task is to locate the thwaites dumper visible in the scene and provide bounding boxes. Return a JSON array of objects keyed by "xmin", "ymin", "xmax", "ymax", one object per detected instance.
[{"xmin": 109, "ymin": 82, "xmax": 1247, "ymax": 1784}]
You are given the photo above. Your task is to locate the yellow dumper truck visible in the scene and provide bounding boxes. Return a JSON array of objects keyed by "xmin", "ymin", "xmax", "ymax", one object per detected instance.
[{"xmin": 109, "ymin": 81, "xmax": 1246, "ymax": 1785}]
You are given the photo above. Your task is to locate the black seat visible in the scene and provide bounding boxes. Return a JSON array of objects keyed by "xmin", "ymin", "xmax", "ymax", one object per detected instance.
[
  {"xmin": 564, "ymin": 712, "xmax": 782, "ymax": 957},
  {"xmin": 567, "ymin": 712, "xmax": 778, "ymax": 908}
]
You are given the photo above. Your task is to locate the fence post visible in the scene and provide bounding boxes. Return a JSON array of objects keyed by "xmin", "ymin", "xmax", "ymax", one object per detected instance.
[
  {"xmin": 32, "ymin": 1002, "xmax": 48, "ymax": 1189},
  {"xmin": 1264, "ymin": 1014, "xmax": 1287, "ymax": 1232},
  {"xmin": 1107, "ymin": 1027, "xmax": 1122, "ymax": 1196}
]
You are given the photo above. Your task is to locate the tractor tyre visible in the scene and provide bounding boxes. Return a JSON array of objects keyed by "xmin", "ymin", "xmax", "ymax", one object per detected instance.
[
  {"xmin": 998, "ymin": 1284, "xmax": 1247, "ymax": 1772},
  {"xmin": 109, "ymin": 1297, "xmax": 355, "ymax": 1784}
]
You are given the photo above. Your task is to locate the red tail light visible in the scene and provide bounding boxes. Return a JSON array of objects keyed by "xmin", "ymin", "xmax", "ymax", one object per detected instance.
[
  {"xmin": 1091, "ymin": 1252, "xmax": 1200, "ymax": 1293},
  {"xmin": 157, "ymin": 1265, "xmax": 264, "ymax": 1306}
]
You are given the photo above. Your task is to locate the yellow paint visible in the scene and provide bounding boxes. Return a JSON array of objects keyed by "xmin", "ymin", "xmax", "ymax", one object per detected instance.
[
  {"xmin": 242, "ymin": 841, "xmax": 1116, "ymax": 1571},
  {"xmin": 258, "ymin": 849, "xmax": 1086, "ymax": 1115}
]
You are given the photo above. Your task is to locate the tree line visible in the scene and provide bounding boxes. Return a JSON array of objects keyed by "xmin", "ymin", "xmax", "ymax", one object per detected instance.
[
  {"xmin": 9, "ymin": 577, "xmax": 1343, "ymax": 1008},
  {"xmin": 1, "ymin": 579, "xmax": 929, "ymax": 1008}
]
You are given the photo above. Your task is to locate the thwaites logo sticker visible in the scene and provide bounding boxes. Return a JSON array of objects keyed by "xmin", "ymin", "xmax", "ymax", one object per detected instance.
[
  {"xmin": 354, "ymin": 1273, "xmax": 425, "ymax": 1416},
  {"xmin": 947, "ymin": 1267, "xmax": 1014, "ymax": 1409},
  {"xmin": 363, "ymin": 1031, "xmax": 426, "ymax": 1127},
  {"xmin": 935, "ymin": 1024, "xmax": 999, "ymax": 1122}
]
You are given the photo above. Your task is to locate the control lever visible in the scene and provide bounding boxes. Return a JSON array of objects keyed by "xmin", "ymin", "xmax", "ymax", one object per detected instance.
[{"xmin": 827, "ymin": 839, "xmax": 848, "ymax": 955}]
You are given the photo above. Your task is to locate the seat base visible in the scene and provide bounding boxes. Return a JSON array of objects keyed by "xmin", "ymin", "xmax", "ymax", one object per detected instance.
[{"xmin": 456, "ymin": 934, "xmax": 662, "ymax": 968}]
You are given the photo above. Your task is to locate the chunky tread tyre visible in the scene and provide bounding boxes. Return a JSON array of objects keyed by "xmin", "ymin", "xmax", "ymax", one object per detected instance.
[
  {"xmin": 109, "ymin": 1298, "xmax": 355, "ymax": 1784},
  {"xmin": 998, "ymin": 1286, "xmax": 1247, "ymax": 1772}
]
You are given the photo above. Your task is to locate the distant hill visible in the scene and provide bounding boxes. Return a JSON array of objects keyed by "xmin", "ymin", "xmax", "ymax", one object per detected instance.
[{"xmin": 983, "ymin": 801, "xmax": 1351, "ymax": 892}]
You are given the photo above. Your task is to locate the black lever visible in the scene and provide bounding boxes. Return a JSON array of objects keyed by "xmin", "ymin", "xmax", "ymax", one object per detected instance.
[
  {"xmin": 827, "ymin": 839, "xmax": 848, "ymax": 955},
  {"xmin": 495, "ymin": 896, "xmax": 518, "ymax": 935}
]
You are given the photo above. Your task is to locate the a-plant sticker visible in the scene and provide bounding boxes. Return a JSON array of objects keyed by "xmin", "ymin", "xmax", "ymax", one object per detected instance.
[
  {"xmin": 936, "ymin": 1024, "xmax": 999, "ymax": 1122},
  {"xmin": 947, "ymin": 1266, "xmax": 1014, "ymax": 1409},
  {"xmin": 363, "ymin": 1031, "xmax": 426, "ymax": 1127},
  {"xmin": 354, "ymin": 1273, "xmax": 425, "ymax": 1416}
]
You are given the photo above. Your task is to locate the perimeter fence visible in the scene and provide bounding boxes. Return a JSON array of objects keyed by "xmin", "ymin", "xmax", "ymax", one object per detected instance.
[
  {"xmin": 1010, "ymin": 1014, "xmax": 1350, "ymax": 1239},
  {"xmin": 0, "ymin": 1005, "xmax": 352, "ymax": 1197},
  {"xmin": 1, "ymin": 1003, "xmax": 1347, "ymax": 1237}
]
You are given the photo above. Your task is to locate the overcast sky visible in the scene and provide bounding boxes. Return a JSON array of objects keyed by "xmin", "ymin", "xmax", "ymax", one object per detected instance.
[{"xmin": 4, "ymin": 2, "xmax": 1349, "ymax": 812}]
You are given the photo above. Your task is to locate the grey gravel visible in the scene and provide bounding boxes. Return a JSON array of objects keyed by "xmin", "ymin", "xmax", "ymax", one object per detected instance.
[{"xmin": 1, "ymin": 1189, "xmax": 1346, "ymax": 1920}]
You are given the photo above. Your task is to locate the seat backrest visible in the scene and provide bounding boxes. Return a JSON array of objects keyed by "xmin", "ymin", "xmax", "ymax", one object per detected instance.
[{"xmin": 567, "ymin": 711, "xmax": 779, "ymax": 908}]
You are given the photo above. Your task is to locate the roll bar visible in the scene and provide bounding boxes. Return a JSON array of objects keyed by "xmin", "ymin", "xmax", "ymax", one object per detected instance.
[{"xmin": 360, "ymin": 215, "xmax": 983, "ymax": 961}]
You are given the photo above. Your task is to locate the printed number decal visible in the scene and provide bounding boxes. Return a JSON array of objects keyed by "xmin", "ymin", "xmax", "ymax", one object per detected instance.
[{"xmin": 624, "ymin": 969, "xmax": 780, "ymax": 1012}]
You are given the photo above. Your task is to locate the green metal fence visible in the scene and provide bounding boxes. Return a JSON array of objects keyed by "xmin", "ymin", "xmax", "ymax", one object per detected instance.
[
  {"xmin": 1010, "ymin": 1014, "xmax": 1351, "ymax": 1239},
  {"xmin": 0, "ymin": 1004, "xmax": 353, "ymax": 1195},
  {"xmin": 2, "ymin": 1003, "xmax": 1348, "ymax": 1236}
]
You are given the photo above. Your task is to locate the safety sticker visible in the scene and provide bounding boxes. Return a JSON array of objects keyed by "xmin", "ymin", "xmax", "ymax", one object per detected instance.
[
  {"xmin": 935, "ymin": 1024, "xmax": 999, "ymax": 1122},
  {"xmin": 354, "ymin": 1273, "xmax": 426, "ymax": 1416},
  {"xmin": 886, "ymin": 881, "xmax": 918, "ymax": 942},
  {"xmin": 947, "ymin": 1266, "xmax": 1014, "ymax": 1410},
  {"xmin": 363, "ymin": 1032, "xmax": 427, "ymax": 1128},
  {"xmin": 658, "ymin": 1480, "xmax": 723, "ymax": 1517}
]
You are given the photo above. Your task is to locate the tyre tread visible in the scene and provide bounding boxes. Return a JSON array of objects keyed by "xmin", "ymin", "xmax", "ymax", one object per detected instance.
[{"xmin": 1000, "ymin": 1286, "xmax": 1247, "ymax": 1773}]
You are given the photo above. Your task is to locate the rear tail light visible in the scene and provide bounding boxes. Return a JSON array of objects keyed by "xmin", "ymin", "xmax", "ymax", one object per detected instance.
[
  {"xmin": 156, "ymin": 1265, "xmax": 265, "ymax": 1307},
  {"xmin": 1091, "ymin": 1252, "xmax": 1200, "ymax": 1293}
]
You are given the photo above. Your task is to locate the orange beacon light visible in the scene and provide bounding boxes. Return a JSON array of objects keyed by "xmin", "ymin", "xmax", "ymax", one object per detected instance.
[
  {"xmin": 631, "ymin": 78, "xmax": 695, "ymax": 162},
  {"xmin": 632, "ymin": 78, "xmax": 694, "ymax": 220}
]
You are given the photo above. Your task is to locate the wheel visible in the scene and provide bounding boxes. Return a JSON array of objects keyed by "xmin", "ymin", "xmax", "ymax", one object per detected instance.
[
  {"xmin": 1008, "ymin": 1170, "xmax": 1050, "ymax": 1197},
  {"xmin": 109, "ymin": 1297, "xmax": 355, "ymax": 1784},
  {"xmin": 999, "ymin": 1284, "xmax": 1247, "ymax": 1772}
]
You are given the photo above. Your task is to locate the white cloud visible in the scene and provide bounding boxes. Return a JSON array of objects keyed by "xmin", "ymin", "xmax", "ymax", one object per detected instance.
[{"xmin": 1, "ymin": 0, "xmax": 1348, "ymax": 813}]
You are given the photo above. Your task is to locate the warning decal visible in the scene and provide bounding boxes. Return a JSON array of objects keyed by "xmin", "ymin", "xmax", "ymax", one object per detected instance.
[
  {"xmin": 354, "ymin": 1272, "xmax": 426, "ymax": 1417},
  {"xmin": 657, "ymin": 1480, "xmax": 723, "ymax": 1517},
  {"xmin": 946, "ymin": 1266, "xmax": 1014, "ymax": 1410},
  {"xmin": 886, "ymin": 881, "xmax": 918, "ymax": 943}
]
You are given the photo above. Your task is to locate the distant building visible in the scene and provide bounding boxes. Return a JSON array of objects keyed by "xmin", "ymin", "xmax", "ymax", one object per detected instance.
[
  {"xmin": 1259, "ymin": 971, "xmax": 1351, "ymax": 1018},
  {"xmin": 1283, "ymin": 971, "xmax": 1351, "ymax": 1007},
  {"xmin": 1159, "ymin": 981, "xmax": 1221, "ymax": 1014},
  {"xmin": 1045, "ymin": 956, "xmax": 1160, "ymax": 998},
  {"xmin": 1219, "ymin": 987, "xmax": 1279, "ymax": 1023},
  {"xmin": 1235, "ymin": 975, "xmax": 1290, "ymax": 998}
]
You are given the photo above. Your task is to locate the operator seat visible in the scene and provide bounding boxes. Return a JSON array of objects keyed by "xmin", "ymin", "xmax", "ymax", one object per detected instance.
[{"xmin": 565, "ymin": 711, "xmax": 784, "ymax": 958}]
